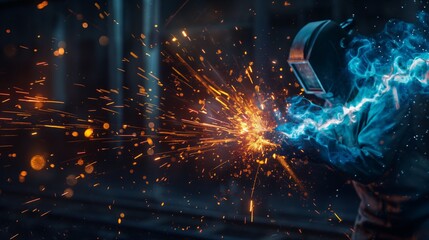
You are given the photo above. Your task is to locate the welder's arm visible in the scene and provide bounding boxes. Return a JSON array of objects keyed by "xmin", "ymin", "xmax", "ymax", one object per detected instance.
[{"xmin": 314, "ymin": 94, "xmax": 409, "ymax": 184}]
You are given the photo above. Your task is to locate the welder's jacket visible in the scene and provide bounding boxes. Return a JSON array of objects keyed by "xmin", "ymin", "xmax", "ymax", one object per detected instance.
[{"xmin": 318, "ymin": 84, "xmax": 429, "ymax": 239}]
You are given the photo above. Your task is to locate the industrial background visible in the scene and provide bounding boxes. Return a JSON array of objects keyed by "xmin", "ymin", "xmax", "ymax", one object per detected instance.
[{"xmin": 0, "ymin": 0, "xmax": 424, "ymax": 239}]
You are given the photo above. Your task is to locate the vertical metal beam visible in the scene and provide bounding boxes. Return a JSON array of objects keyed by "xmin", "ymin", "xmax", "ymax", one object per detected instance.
[
  {"xmin": 141, "ymin": 0, "xmax": 161, "ymax": 195},
  {"xmin": 142, "ymin": 0, "xmax": 160, "ymax": 132},
  {"xmin": 52, "ymin": 9, "xmax": 66, "ymax": 106},
  {"xmin": 108, "ymin": 0, "xmax": 124, "ymax": 131}
]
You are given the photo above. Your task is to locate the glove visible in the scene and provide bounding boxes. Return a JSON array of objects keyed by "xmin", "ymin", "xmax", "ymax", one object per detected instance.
[
  {"xmin": 265, "ymin": 128, "xmax": 333, "ymax": 165},
  {"xmin": 295, "ymin": 136, "xmax": 330, "ymax": 164}
]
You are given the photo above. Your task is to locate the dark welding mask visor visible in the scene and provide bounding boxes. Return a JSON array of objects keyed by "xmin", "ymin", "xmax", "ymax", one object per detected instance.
[{"xmin": 288, "ymin": 20, "xmax": 354, "ymax": 100}]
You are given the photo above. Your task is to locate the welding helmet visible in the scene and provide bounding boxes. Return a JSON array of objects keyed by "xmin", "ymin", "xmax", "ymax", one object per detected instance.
[{"xmin": 288, "ymin": 19, "xmax": 355, "ymax": 102}]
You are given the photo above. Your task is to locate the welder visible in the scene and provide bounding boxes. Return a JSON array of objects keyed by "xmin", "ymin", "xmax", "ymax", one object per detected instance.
[{"xmin": 278, "ymin": 19, "xmax": 429, "ymax": 239}]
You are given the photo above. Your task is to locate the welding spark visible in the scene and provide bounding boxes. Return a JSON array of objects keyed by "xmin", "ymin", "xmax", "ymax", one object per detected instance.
[
  {"xmin": 0, "ymin": 5, "xmax": 305, "ymax": 229},
  {"xmin": 155, "ymin": 49, "xmax": 280, "ymax": 164}
]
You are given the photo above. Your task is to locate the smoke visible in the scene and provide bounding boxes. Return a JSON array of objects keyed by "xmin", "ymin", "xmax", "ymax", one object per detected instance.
[{"xmin": 277, "ymin": 12, "xmax": 429, "ymax": 151}]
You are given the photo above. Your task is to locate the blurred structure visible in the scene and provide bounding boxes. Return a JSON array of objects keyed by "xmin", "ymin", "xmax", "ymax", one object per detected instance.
[{"xmin": 0, "ymin": 0, "xmax": 425, "ymax": 239}]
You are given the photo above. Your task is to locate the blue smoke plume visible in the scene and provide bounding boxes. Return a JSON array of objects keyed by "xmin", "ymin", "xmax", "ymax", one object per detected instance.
[{"xmin": 277, "ymin": 12, "xmax": 429, "ymax": 154}]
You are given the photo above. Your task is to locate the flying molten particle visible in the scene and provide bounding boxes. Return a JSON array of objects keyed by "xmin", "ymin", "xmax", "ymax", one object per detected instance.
[
  {"xmin": 30, "ymin": 155, "xmax": 46, "ymax": 171},
  {"xmin": 84, "ymin": 128, "xmax": 94, "ymax": 138}
]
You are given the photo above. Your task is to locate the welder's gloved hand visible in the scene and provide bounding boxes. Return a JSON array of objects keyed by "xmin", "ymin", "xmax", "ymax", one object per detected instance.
[
  {"xmin": 265, "ymin": 129, "xmax": 333, "ymax": 165},
  {"xmin": 293, "ymin": 136, "xmax": 331, "ymax": 164},
  {"xmin": 263, "ymin": 130, "xmax": 302, "ymax": 156}
]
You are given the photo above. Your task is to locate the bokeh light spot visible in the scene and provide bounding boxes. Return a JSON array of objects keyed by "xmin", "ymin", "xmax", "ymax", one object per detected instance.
[
  {"xmin": 84, "ymin": 128, "xmax": 93, "ymax": 138},
  {"xmin": 30, "ymin": 155, "xmax": 46, "ymax": 171}
]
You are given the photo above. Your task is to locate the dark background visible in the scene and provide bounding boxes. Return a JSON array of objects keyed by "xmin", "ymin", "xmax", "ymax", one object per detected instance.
[{"xmin": 0, "ymin": 0, "xmax": 425, "ymax": 239}]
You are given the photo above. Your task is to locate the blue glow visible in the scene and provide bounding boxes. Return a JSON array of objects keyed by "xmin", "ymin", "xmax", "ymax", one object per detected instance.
[{"xmin": 277, "ymin": 12, "xmax": 429, "ymax": 164}]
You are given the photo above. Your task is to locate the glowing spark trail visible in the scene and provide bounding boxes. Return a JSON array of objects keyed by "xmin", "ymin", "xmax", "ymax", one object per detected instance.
[
  {"xmin": 0, "ymin": 2, "xmax": 308, "ymax": 232},
  {"xmin": 156, "ymin": 49, "xmax": 280, "ymax": 163}
]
